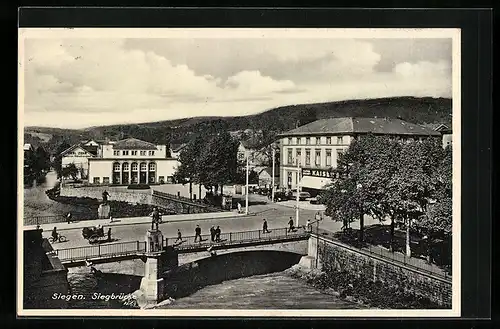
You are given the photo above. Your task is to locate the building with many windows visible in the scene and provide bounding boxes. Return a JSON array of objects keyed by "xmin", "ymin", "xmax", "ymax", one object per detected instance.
[
  {"xmin": 277, "ymin": 117, "xmax": 441, "ymax": 195},
  {"xmin": 87, "ymin": 138, "xmax": 179, "ymax": 185}
]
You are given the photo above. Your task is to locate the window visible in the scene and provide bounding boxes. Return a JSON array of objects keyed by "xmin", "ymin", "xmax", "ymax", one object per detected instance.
[
  {"xmin": 113, "ymin": 163, "xmax": 120, "ymax": 171},
  {"xmin": 149, "ymin": 162, "xmax": 156, "ymax": 171},
  {"xmin": 131, "ymin": 163, "xmax": 138, "ymax": 171},
  {"xmin": 103, "ymin": 177, "xmax": 110, "ymax": 184},
  {"xmin": 122, "ymin": 150, "xmax": 129, "ymax": 156},
  {"xmin": 305, "ymin": 149, "xmax": 311, "ymax": 165},
  {"xmin": 159, "ymin": 176, "xmax": 165, "ymax": 184},
  {"xmin": 113, "ymin": 150, "xmax": 119, "ymax": 156},
  {"xmin": 149, "ymin": 151, "xmax": 155, "ymax": 156},
  {"xmin": 316, "ymin": 137, "xmax": 321, "ymax": 145},
  {"xmin": 287, "ymin": 149, "xmax": 293, "ymax": 165},
  {"xmin": 306, "ymin": 137, "xmax": 311, "ymax": 145},
  {"xmin": 122, "ymin": 163, "xmax": 129, "ymax": 171},
  {"xmin": 131, "ymin": 150, "xmax": 137, "ymax": 156},
  {"xmin": 288, "ymin": 138, "xmax": 292, "ymax": 145},
  {"xmin": 337, "ymin": 136, "xmax": 343, "ymax": 144},
  {"xmin": 296, "ymin": 149, "xmax": 302, "ymax": 165},
  {"xmin": 93, "ymin": 177, "xmax": 100, "ymax": 184},
  {"xmin": 297, "ymin": 138, "xmax": 301, "ymax": 145},
  {"xmin": 326, "ymin": 149, "xmax": 332, "ymax": 166},
  {"xmin": 326, "ymin": 137, "xmax": 332, "ymax": 144},
  {"xmin": 140, "ymin": 151, "xmax": 146, "ymax": 156},
  {"xmin": 315, "ymin": 149, "xmax": 321, "ymax": 166},
  {"xmin": 140, "ymin": 163, "xmax": 147, "ymax": 171},
  {"xmin": 337, "ymin": 149, "xmax": 344, "ymax": 165}
]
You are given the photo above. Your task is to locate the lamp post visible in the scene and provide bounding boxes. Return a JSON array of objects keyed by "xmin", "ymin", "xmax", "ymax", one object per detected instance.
[
  {"xmin": 271, "ymin": 146, "xmax": 276, "ymax": 203},
  {"xmin": 245, "ymin": 150, "xmax": 249, "ymax": 215},
  {"xmin": 295, "ymin": 159, "xmax": 300, "ymax": 228}
]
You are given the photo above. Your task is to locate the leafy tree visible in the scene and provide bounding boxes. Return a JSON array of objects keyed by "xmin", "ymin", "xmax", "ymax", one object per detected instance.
[
  {"xmin": 53, "ymin": 141, "xmax": 72, "ymax": 178},
  {"xmin": 174, "ymin": 134, "xmax": 204, "ymax": 199},
  {"xmin": 61, "ymin": 163, "xmax": 79, "ymax": 181}
]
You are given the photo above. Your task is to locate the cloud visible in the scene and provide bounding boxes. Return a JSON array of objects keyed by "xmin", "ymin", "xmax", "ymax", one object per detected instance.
[{"xmin": 21, "ymin": 37, "xmax": 453, "ymax": 128}]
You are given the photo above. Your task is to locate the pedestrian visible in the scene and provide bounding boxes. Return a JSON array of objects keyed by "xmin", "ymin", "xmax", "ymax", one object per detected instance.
[
  {"xmin": 175, "ymin": 229, "xmax": 182, "ymax": 243},
  {"xmin": 237, "ymin": 202, "xmax": 242, "ymax": 214},
  {"xmin": 215, "ymin": 226, "xmax": 221, "ymax": 242},
  {"xmin": 102, "ymin": 190, "xmax": 110, "ymax": 203},
  {"xmin": 210, "ymin": 225, "xmax": 216, "ymax": 242},
  {"xmin": 109, "ymin": 215, "xmax": 113, "ymax": 223},
  {"xmin": 194, "ymin": 225, "xmax": 202, "ymax": 243},
  {"xmin": 51, "ymin": 226, "xmax": 58, "ymax": 242},
  {"xmin": 306, "ymin": 219, "xmax": 312, "ymax": 232},
  {"xmin": 66, "ymin": 212, "xmax": 72, "ymax": 224},
  {"xmin": 107, "ymin": 228, "xmax": 112, "ymax": 242},
  {"xmin": 288, "ymin": 217, "xmax": 295, "ymax": 232},
  {"xmin": 263, "ymin": 219, "xmax": 270, "ymax": 234}
]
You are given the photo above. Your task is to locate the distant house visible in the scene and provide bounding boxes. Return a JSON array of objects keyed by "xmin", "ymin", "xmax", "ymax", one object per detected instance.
[
  {"xmin": 258, "ymin": 167, "xmax": 280, "ymax": 188},
  {"xmin": 24, "ymin": 144, "xmax": 34, "ymax": 169},
  {"xmin": 60, "ymin": 143, "xmax": 99, "ymax": 179},
  {"xmin": 422, "ymin": 123, "xmax": 452, "ymax": 148},
  {"xmin": 170, "ymin": 143, "xmax": 187, "ymax": 159}
]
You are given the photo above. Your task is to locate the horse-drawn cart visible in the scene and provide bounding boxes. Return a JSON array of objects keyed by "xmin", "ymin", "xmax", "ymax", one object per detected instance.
[{"xmin": 82, "ymin": 226, "xmax": 106, "ymax": 244}]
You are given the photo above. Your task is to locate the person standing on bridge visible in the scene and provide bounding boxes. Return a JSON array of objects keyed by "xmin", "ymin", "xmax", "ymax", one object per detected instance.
[
  {"xmin": 210, "ymin": 225, "xmax": 216, "ymax": 242},
  {"xmin": 107, "ymin": 228, "xmax": 112, "ymax": 242},
  {"xmin": 263, "ymin": 219, "xmax": 271, "ymax": 234},
  {"xmin": 215, "ymin": 226, "xmax": 221, "ymax": 242},
  {"xmin": 195, "ymin": 225, "xmax": 202, "ymax": 243},
  {"xmin": 51, "ymin": 226, "xmax": 58, "ymax": 242}
]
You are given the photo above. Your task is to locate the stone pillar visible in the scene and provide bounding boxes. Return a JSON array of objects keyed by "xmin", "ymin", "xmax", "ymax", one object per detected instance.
[{"xmin": 139, "ymin": 229, "xmax": 165, "ymax": 303}]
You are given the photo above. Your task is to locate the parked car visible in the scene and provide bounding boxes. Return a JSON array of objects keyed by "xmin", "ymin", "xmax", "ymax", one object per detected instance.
[
  {"xmin": 269, "ymin": 191, "xmax": 290, "ymax": 202},
  {"xmin": 309, "ymin": 195, "xmax": 322, "ymax": 204},
  {"xmin": 290, "ymin": 190, "xmax": 311, "ymax": 201},
  {"xmin": 258, "ymin": 187, "xmax": 270, "ymax": 195}
]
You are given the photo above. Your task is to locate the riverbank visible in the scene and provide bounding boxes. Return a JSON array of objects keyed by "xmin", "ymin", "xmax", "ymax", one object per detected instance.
[{"xmin": 285, "ymin": 264, "xmax": 442, "ymax": 309}]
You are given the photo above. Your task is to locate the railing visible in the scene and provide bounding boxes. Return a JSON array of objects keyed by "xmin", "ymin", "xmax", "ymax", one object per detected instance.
[
  {"xmin": 313, "ymin": 228, "xmax": 452, "ymax": 282},
  {"xmin": 25, "ymin": 215, "xmax": 67, "ymax": 226},
  {"xmin": 56, "ymin": 227, "xmax": 309, "ymax": 263},
  {"xmin": 55, "ymin": 241, "xmax": 147, "ymax": 262},
  {"xmin": 164, "ymin": 227, "xmax": 308, "ymax": 251},
  {"xmin": 152, "ymin": 190, "xmax": 223, "ymax": 212}
]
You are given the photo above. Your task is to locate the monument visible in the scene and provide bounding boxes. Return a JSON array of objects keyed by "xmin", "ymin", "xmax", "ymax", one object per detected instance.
[{"xmin": 138, "ymin": 227, "xmax": 165, "ymax": 304}]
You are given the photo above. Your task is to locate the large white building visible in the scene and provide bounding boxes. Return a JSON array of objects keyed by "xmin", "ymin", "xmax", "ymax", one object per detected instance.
[
  {"xmin": 86, "ymin": 138, "xmax": 180, "ymax": 185},
  {"xmin": 277, "ymin": 117, "xmax": 441, "ymax": 195}
]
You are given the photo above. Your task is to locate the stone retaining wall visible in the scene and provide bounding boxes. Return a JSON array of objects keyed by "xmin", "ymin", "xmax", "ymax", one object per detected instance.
[{"xmin": 60, "ymin": 186, "xmax": 153, "ymax": 205}]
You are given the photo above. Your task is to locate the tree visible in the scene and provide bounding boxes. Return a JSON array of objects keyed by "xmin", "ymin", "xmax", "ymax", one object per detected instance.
[
  {"xmin": 61, "ymin": 163, "xmax": 79, "ymax": 181},
  {"xmin": 53, "ymin": 141, "xmax": 72, "ymax": 178},
  {"xmin": 174, "ymin": 134, "xmax": 204, "ymax": 199}
]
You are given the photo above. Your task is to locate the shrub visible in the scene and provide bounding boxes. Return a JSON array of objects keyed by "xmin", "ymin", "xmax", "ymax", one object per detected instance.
[{"xmin": 127, "ymin": 184, "xmax": 151, "ymax": 190}]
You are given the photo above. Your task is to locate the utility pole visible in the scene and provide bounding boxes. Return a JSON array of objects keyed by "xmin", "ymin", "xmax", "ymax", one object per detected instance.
[
  {"xmin": 271, "ymin": 146, "xmax": 276, "ymax": 203},
  {"xmin": 245, "ymin": 150, "xmax": 249, "ymax": 215},
  {"xmin": 295, "ymin": 159, "xmax": 300, "ymax": 228}
]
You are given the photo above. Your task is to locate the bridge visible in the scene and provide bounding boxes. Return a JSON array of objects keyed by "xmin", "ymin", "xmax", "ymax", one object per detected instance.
[{"xmin": 54, "ymin": 227, "xmax": 309, "ymax": 268}]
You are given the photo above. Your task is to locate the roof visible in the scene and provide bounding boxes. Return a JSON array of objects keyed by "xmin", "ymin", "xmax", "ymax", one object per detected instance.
[
  {"xmin": 258, "ymin": 167, "xmax": 277, "ymax": 177},
  {"xmin": 421, "ymin": 123, "xmax": 452, "ymax": 133},
  {"xmin": 60, "ymin": 144, "xmax": 96, "ymax": 157},
  {"xmin": 112, "ymin": 138, "xmax": 158, "ymax": 150},
  {"xmin": 170, "ymin": 143, "xmax": 187, "ymax": 152},
  {"xmin": 81, "ymin": 145, "xmax": 98, "ymax": 156},
  {"xmin": 279, "ymin": 117, "xmax": 441, "ymax": 137}
]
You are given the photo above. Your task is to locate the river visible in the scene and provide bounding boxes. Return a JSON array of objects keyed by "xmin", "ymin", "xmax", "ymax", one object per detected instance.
[{"xmin": 67, "ymin": 269, "xmax": 364, "ymax": 309}]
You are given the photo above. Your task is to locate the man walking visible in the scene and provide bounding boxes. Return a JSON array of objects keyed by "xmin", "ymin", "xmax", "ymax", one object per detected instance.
[
  {"xmin": 107, "ymin": 228, "xmax": 112, "ymax": 242},
  {"xmin": 175, "ymin": 229, "xmax": 183, "ymax": 243},
  {"xmin": 194, "ymin": 225, "xmax": 202, "ymax": 243},
  {"xmin": 66, "ymin": 212, "xmax": 72, "ymax": 224},
  {"xmin": 287, "ymin": 217, "xmax": 295, "ymax": 232},
  {"xmin": 215, "ymin": 226, "xmax": 221, "ymax": 242},
  {"xmin": 262, "ymin": 219, "xmax": 271, "ymax": 234}
]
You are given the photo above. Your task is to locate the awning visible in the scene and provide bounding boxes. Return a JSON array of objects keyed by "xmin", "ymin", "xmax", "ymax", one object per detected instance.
[{"xmin": 299, "ymin": 176, "xmax": 332, "ymax": 190}]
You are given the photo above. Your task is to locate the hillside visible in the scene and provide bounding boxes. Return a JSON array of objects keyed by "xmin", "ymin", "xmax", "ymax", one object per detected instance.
[{"xmin": 24, "ymin": 96, "xmax": 452, "ymax": 154}]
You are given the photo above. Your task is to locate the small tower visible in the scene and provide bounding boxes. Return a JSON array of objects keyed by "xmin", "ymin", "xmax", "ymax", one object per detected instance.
[{"xmin": 139, "ymin": 228, "xmax": 165, "ymax": 303}]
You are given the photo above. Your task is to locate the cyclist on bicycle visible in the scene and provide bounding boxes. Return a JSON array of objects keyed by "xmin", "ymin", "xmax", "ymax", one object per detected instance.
[{"xmin": 51, "ymin": 227, "xmax": 58, "ymax": 242}]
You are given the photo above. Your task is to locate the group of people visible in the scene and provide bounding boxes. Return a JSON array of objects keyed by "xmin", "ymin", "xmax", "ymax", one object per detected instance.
[{"xmin": 184, "ymin": 224, "xmax": 222, "ymax": 243}]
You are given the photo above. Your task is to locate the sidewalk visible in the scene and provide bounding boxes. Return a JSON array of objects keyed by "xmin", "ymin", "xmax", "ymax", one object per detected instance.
[{"xmin": 25, "ymin": 210, "xmax": 253, "ymax": 232}]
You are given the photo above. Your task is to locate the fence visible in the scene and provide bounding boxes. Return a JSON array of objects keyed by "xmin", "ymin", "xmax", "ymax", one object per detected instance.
[
  {"xmin": 314, "ymin": 228, "xmax": 452, "ymax": 282},
  {"xmin": 152, "ymin": 190, "xmax": 223, "ymax": 213},
  {"xmin": 55, "ymin": 240, "xmax": 147, "ymax": 262}
]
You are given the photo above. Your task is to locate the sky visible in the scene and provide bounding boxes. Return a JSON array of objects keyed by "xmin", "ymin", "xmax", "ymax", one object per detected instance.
[{"xmin": 20, "ymin": 30, "xmax": 454, "ymax": 129}]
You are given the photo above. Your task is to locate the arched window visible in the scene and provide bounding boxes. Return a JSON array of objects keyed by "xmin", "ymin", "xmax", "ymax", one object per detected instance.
[
  {"xmin": 122, "ymin": 162, "xmax": 129, "ymax": 171},
  {"xmin": 113, "ymin": 162, "xmax": 120, "ymax": 171},
  {"xmin": 149, "ymin": 162, "xmax": 156, "ymax": 171},
  {"xmin": 140, "ymin": 162, "xmax": 147, "ymax": 171},
  {"xmin": 131, "ymin": 162, "xmax": 138, "ymax": 171}
]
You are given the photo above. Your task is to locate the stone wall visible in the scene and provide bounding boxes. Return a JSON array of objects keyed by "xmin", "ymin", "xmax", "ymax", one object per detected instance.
[
  {"xmin": 60, "ymin": 186, "xmax": 153, "ymax": 205},
  {"xmin": 309, "ymin": 235, "xmax": 452, "ymax": 308}
]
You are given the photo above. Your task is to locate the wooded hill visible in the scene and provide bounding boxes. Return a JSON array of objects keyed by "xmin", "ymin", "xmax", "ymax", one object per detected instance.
[{"xmin": 24, "ymin": 96, "xmax": 452, "ymax": 155}]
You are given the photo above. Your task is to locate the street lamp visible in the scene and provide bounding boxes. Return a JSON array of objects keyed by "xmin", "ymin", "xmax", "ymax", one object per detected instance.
[
  {"xmin": 245, "ymin": 150, "xmax": 249, "ymax": 215},
  {"xmin": 271, "ymin": 145, "xmax": 276, "ymax": 203}
]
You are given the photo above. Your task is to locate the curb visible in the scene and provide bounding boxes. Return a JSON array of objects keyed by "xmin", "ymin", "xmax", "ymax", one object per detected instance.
[{"xmin": 33, "ymin": 212, "xmax": 257, "ymax": 232}]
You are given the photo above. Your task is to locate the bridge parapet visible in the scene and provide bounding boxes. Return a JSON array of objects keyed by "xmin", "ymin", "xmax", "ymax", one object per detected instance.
[{"xmin": 151, "ymin": 190, "xmax": 225, "ymax": 214}]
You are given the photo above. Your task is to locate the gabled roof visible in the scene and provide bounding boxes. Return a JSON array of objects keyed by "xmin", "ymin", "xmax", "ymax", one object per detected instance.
[
  {"xmin": 112, "ymin": 138, "xmax": 158, "ymax": 150},
  {"xmin": 421, "ymin": 123, "xmax": 451, "ymax": 133},
  {"xmin": 60, "ymin": 144, "xmax": 96, "ymax": 157},
  {"xmin": 81, "ymin": 145, "xmax": 98, "ymax": 156},
  {"xmin": 279, "ymin": 117, "xmax": 441, "ymax": 137}
]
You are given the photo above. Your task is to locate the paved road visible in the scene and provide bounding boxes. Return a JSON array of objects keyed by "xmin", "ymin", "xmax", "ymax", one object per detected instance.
[{"xmin": 47, "ymin": 202, "xmax": 379, "ymax": 251}]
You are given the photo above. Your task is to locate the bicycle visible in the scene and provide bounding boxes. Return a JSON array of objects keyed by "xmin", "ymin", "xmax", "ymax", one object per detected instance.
[{"xmin": 48, "ymin": 234, "xmax": 67, "ymax": 243}]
